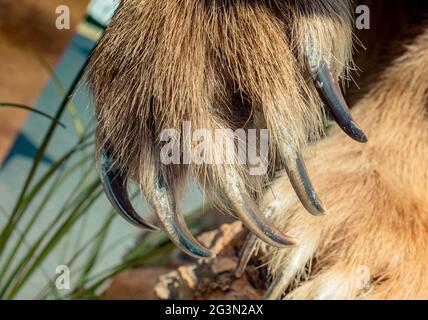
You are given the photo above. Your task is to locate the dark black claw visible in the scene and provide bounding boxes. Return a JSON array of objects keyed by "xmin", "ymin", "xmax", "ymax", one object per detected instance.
[
  {"xmin": 315, "ymin": 60, "xmax": 368, "ymax": 143},
  {"xmin": 286, "ymin": 152, "xmax": 326, "ymax": 216},
  {"xmin": 101, "ymin": 150, "xmax": 159, "ymax": 231}
]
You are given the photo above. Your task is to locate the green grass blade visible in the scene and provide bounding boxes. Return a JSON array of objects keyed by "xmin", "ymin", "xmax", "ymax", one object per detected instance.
[
  {"xmin": 0, "ymin": 179, "xmax": 99, "ymax": 297},
  {"xmin": 0, "ymin": 103, "xmax": 66, "ymax": 128},
  {"xmin": 0, "ymin": 57, "xmax": 92, "ymax": 256},
  {"xmin": 3, "ymin": 181, "xmax": 102, "ymax": 299},
  {"xmin": 0, "ymin": 152, "xmax": 93, "ymax": 283},
  {"xmin": 35, "ymin": 212, "xmax": 116, "ymax": 300}
]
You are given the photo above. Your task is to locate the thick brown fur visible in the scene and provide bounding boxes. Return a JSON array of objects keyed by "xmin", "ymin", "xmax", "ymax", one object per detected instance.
[
  {"xmin": 88, "ymin": 0, "xmax": 428, "ymax": 299},
  {"xmin": 88, "ymin": 0, "xmax": 352, "ymax": 203}
]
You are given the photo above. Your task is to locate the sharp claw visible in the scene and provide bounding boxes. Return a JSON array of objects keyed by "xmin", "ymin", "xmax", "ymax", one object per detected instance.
[
  {"xmin": 314, "ymin": 60, "xmax": 368, "ymax": 143},
  {"xmin": 101, "ymin": 150, "xmax": 159, "ymax": 231},
  {"xmin": 235, "ymin": 233, "xmax": 257, "ymax": 278},
  {"xmin": 225, "ymin": 173, "xmax": 298, "ymax": 248},
  {"xmin": 235, "ymin": 202, "xmax": 280, "ymax": 277},
  {"xmin": 149, "ymin": 174, "xmax": 215, "ymax": 259},
  {"xmin": 286, "ymin": 152, "xmax": 326, "ymax": 216}
]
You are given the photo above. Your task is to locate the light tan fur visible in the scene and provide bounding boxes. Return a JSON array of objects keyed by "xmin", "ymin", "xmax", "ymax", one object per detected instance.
[
  {"xmin": 88, "ymin": 0, "xmax": 428, "ymax": 299},
  {"xmin": 261, "ymin": 26, "xmax": 428, "ymax": 299}
]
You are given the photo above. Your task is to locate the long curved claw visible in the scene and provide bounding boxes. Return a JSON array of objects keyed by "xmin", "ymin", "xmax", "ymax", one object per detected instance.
[
  {"xmin": 225, "ymin": 173, "xmax": 298, "ymax": 248},
  {"xmin": 286, "ymin": 152, "xmax": 326, "ymax": 216},
  {"xmin": 314, "ymin": 60, "xmax": 368, "ymax": 143},
  {"xmin": 148, "ymin": 174, "xmax": 215, "ymax": 259},
  {"xmin": 235, "ymin": 233, "xmax": 257, "ymax": 278},
  {"xmin": 101, "ymin": 151, "xmax": 159, "ymax": 231},
  {"xmin": 235, "ymin": 202, "xmax": 281, "ymax": 277}
]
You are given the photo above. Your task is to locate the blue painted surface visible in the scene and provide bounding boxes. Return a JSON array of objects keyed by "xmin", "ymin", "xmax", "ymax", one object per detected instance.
[{"xmin": 3, "ymin": 133, "xmax": 55, "ymax": 168}]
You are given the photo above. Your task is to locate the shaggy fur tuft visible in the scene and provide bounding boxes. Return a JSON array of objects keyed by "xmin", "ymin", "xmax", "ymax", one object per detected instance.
[{"xmin": 88, "ymin": 0, "xmax": 353, "ymax": 205}]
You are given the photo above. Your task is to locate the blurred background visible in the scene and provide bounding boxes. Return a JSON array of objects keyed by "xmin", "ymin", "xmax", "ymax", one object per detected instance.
[
  {"xmin": 0, "ymin": 0, "xmax": 221, "ymax": 299},
  {"xmin": 0, "ymin": 0, "xmax": 89, "ymax": 161}
]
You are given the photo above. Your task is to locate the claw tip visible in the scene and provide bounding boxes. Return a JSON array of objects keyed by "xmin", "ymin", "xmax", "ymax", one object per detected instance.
[{"xmin": 349, "ymin": 121, "xmax": 368, "ymax": 143}]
